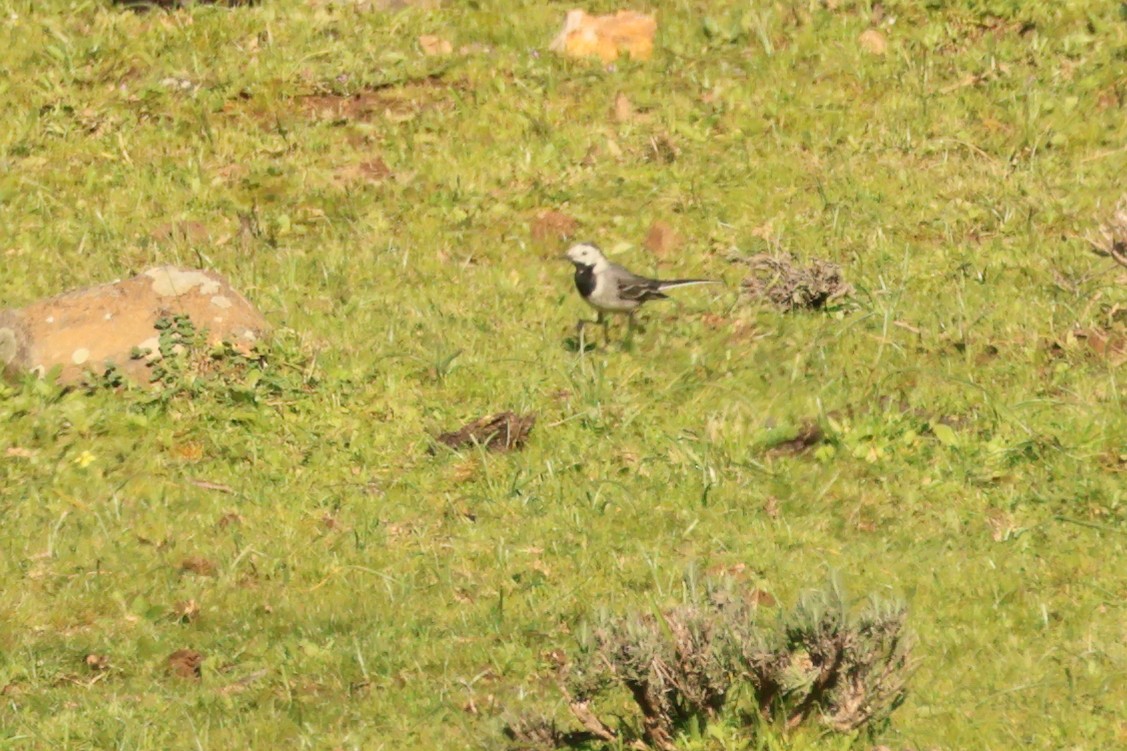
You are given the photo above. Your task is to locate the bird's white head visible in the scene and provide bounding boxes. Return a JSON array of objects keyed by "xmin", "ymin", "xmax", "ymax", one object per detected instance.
[{"xmin": 564, "ymin": 243, "xmax": 607, "ymax": 269}]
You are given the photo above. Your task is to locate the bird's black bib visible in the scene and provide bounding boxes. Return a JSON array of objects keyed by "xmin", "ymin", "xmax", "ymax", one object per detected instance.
[{"xmin": 573, "ymin": 263, "xmax": 596, "ymax": 299}]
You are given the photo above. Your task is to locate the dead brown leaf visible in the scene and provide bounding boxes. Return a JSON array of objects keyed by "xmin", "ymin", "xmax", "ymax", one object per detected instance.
[
  {"xmin": 450, "ymin": 458, "xmax": 479, "ymax": 483},
  {"xmin": 173, "ymin": 441, "xmax": 204, "ymax": 462},
  {"xmin": 434, "ymin": 412, "xmax": 536, "ymax": 453},
  {"xmin": 333, "ymin": 157, "xmax": 393, "ymax": 187},
  {"xmin": 986, "ymin": 510, "xmax": 1014, "ymax": 542},
  {"xmin": 358, "ymin": 158, "xmax": 392, "ymax": 180},
  {"xmin": 173, "ymin": 599, "xmax": 200, "ymax": 623},
  {"xmin": 84, "ymin": 654, "xmax": 110, "ymax": 672},
  {"xmin": 763, "ymin": 496, "xmax": 780, "ymax": 519},
  {"xmin": 180, "ymin": 556, "xmax": 217, "ymax": 577},
  {"xmin": 1055, "ymin": 326, "xmax": 1127, "ymax": 365},
  {"xmin": 700, "ymin": 313, "xmax": 729, "ymax": 329},
  {"xmin": 418, "ymin": 34, "xmax": 453, "ymax": 56},
  {"xmin": 217, "ymin": 511, "xmax": 243, "ymax": 528},
  {"xmin": 748, "ymin": 589, "xmax": 777, "ymax": 607},
  {"xmin": 644, "ymin": 220, "xmax": 681, "ymax": 259},
  {"xmin": 167, "ymin": 649, "xmax": 203, "ymax": 679}
]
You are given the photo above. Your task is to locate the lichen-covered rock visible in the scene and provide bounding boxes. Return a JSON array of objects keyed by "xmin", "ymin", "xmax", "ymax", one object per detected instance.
[{"xmin": 0, "ymin": 266, "xmax": 270, "ymax": 385}]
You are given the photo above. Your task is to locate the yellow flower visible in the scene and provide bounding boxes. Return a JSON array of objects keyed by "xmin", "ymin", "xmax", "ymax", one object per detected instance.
[{"xmin": 74, "ymin": 450, "xmax": 96, "ymax": 468}]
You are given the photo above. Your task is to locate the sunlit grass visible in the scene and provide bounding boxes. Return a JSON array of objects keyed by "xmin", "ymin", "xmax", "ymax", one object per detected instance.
[{"xmin": 1, "ymin": 1, "xmax": 1125, "ymax": 749}]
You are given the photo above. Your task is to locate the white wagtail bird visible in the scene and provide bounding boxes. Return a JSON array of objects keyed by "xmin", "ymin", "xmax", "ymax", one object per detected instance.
[{"xmin": 563, "ymin": 242, "xmax": 717, "ymax": 345}]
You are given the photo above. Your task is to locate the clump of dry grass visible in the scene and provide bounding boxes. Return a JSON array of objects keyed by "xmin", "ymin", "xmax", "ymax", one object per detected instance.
[
  {"xmin": 506, "ymin": 579, "xmax": 913, "ymax": 751},
  {"xmin": 736, "ymin": 253, "xmax": 853, "ymax": 311},
  {"xmin": 1089, "ymin": 196, "xmax": 1127, "ymax": 270}
]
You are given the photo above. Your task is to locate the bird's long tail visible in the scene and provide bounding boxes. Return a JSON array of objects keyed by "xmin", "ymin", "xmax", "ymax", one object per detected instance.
[{"xmin": 656, "ymin": 278, "xmax": 719, "ymax": 291}]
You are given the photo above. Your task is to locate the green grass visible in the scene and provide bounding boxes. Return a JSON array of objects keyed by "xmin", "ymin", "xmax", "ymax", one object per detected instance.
[{"xmin": 1, "ymin": 0, "xmax": 1126, "ymax": 748}]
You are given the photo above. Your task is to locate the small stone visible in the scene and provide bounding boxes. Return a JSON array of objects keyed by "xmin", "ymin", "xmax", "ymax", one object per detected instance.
[{"xmin": 71, "ymin": 348, "xmax": 90, "ymax": 365}]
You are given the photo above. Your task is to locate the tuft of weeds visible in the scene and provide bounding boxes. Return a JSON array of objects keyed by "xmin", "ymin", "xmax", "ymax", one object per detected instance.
[
  {"xmin": 735, "ymin": 253, "xmax": 854, "ymax": 311},
  {"xmin": 1089, "ymin": 196, "xmax": 1127, "ymax": 270},
  {"xmin": 507, "ymin": 578, "xmax": 913, "ymax": 750}
]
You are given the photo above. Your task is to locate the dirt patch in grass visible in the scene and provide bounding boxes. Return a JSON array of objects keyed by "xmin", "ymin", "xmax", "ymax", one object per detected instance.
[
  {"xmin": 220, "ymin": 75, "xmax": 463, "ymax": 128},
  {"xmin": 332, "ymin": 157, "xmax": 395, "ymax": 187},
  {"xmin": 296, "ymin": 76, "xmax": 461, "ymax": 123},
  {"xmin": 736, "ymin": 253, "xmax": 853, "ymax": 311},
  {"xmin": 530, "ymin": 210, "xmax": 579, "ymax": 249},
  {"xmin": 180, "ymin": 556, "xmax": 218, "ymax": 577},
  {"xmin": 434, "ymin": 412, "xmax": 536, "ymax": 453},
  {"xmin": 167, "ymin": 649, "xmax": 203, "ymax": 680}
]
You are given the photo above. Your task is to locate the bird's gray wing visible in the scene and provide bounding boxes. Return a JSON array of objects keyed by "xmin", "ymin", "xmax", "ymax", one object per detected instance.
[{"xmin": 608, "ymin": 264, "xmax": 668, "ymax": 303}]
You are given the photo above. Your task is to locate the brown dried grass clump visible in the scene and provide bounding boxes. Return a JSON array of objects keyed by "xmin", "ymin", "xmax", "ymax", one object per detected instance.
[
  {"xmin": 506, "ymin": 579, "xmax": 913, "ymax": 750},
  {"xmin": 737, "ymin": 253, "xmax": 853, "ymax": 311}
]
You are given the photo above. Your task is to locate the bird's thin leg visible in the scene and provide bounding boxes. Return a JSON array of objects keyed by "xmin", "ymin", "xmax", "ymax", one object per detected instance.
[
  {"xmin": 624, "ymin": 311, "xmax": 637, "ymax": 348},
  {"xmin": 599, "ymin": 311, "xmax": 609, "ymax": 345},
  {"xmin": 576, "ymin": 318, "xmax": 588, "ymax": 353}
]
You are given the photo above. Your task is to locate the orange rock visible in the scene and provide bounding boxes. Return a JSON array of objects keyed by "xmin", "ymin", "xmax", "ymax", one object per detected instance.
[
  {"xmin": 0, "ymin": 266, "xmax": 270, "ymax": 385},
  {"xmin": 549, "ymin": 9, "xmax": 656, "ymax": 63}
]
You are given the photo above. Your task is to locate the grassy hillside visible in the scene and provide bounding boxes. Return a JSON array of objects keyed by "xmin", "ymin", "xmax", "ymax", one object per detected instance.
[{"xmin": 1, "ymin": 1, "xmax": 1125, "ymax": 749}]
